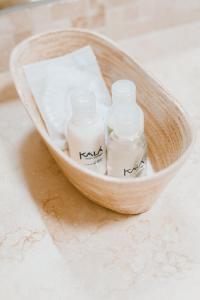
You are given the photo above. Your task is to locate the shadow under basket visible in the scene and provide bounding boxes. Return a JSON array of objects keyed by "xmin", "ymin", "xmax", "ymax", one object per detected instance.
[{"xmin": 10, "ymin": 29, "xmax": 194, "ymax": 214}]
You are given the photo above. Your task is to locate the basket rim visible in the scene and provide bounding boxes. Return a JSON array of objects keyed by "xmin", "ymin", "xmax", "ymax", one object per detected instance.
[{"xmin": 10, "ymin": 28, "xmax": 195, "ymax": 184}]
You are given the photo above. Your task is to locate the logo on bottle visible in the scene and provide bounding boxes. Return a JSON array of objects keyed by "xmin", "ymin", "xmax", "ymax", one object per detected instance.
[
  {"xmin": 124, "ymin": 160, "xmax": 145, "ymax": 176},
  {"xmin": 79, "ymin": 146, "xmax": 103, "ymax": 160}
]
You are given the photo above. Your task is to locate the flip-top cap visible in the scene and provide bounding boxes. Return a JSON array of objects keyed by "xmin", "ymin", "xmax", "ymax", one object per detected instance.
[
  {"xmin": 112, "ymin": 80, "xmax": 136, "ymax": 106},
  {"xmin": 71, "ymin": 90, "xmax": 96, "ymax": 123}
]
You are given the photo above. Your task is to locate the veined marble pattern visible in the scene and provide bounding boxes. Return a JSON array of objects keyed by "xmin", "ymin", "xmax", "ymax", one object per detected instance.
[{"xmin": 1, "ymin": 21, "xmax": 200, "ymax": 299}]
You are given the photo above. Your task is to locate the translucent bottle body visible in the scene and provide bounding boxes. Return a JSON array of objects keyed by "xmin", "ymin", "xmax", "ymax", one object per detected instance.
[{"xmin": 107, "ymin": 132, "xmax": 147, "ymax": 178}]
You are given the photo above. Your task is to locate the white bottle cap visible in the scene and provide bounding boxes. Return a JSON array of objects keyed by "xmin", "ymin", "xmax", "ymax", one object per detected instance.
[
  {"xmin": 70, "ymin": 90, "xmax": 96, "ymax": 124},
  {"xmin": 113, "ymin": 106, "xmax": 144, "ymax": 138},
  {"xmin": 112, "ymin": 80, "xmax": 136, "ymax": 106}
]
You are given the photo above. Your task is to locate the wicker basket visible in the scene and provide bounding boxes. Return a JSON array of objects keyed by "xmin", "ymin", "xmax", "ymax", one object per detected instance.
[{"xmin": 10, "ymin": 29, "xmax": 194, "ymax": 214}]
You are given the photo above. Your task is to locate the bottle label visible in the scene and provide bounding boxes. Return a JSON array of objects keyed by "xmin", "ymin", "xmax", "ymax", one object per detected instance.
[
  {"xmin": 123, "ymin": 159, "xmax": 145, "ymax": 177},
  {"xmin": 79, "ymin": 145, "xmax": 104, "ymax": 166}
]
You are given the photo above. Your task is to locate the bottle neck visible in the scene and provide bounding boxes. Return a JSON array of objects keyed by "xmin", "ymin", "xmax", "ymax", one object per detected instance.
[
  {"xmin": 112, "ymin": 96, "xmax": 135, "ymax": 108},
  {"xmin": 112, "ymin": 128, "xmax": 143, "ymax": 142},
  {"xmin": 112, "ymin": 106, "xmax": 144, "ymax": 139},
  {"xmin": 71, "ymin": 112, "xmax": 98, "ymax": 126}
]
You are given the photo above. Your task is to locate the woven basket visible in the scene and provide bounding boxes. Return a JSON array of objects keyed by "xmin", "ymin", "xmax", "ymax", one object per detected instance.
[{"xmin": 10, "ymin": 29, "xmax": 194, "ymax": 214}]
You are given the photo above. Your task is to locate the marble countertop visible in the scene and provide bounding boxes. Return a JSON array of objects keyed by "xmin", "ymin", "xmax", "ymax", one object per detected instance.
[{"xmin": 1, "ymin": 21, "xmax": 200, "ymax": 299}]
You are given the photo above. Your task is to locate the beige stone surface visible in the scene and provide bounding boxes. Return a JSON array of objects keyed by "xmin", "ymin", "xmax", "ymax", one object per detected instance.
[
  {"xmin": 1, "ymin": 15, "xmax": 200, "ymax": 300},
  {"xmin": 1, "ymin": 0, "xmax": 200, "ymax": 71}
]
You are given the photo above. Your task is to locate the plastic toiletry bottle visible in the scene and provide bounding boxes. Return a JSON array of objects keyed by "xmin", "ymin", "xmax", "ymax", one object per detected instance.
[
  {"xmin": 108, "ymin": 79, "xmax": 136, "ymax": 133},
  {"xmin": 107, "ymin": 105, "xmax": 147, "ymax": 178},
  {"xmin": 67, "ymin": 90, "xmax": 107, "ymax": 175}
]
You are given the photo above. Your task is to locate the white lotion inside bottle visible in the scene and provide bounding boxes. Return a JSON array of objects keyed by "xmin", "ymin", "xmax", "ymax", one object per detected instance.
[
  {"xmin": 107, "ymin": 94, "xmax": 147, "ymax": 178},
  {"xmin": 67, "ymin": 90, "xmax": 106, "ymax": 175}
]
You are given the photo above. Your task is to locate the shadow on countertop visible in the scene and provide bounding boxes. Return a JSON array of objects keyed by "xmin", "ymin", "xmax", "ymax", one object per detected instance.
[
  {"xmin": 19, "ymin": 130, "xmax": 128, "ymax": 246},
  {"xmin": 0, "ymin": 72, "xmax": 18, "ymax": 103}
]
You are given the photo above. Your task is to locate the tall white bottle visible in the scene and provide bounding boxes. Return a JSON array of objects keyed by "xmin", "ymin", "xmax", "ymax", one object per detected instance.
[
  {"xmin": 107, "ymin": 101, "xmax": 147, "ymax": 178},
  {"xmin": 108, "ymin": 79, "xmax": 136, "ymax": 133},
  {"xmin": 67, "ymin": 90, "xmax": 106, "ymax": 175}
]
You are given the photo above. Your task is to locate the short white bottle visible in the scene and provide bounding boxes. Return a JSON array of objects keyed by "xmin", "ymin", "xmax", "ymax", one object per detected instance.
[
  {"xmin": 67, "ymin": 90, "xmax": 106, "ymax": 175},
  {"xmin": 107, "ymin": 105, "xmax": 147, "ymax": 178},
  {"xmin": 108, "ymin": 79, "xmax": 136, "ymax": 133}
]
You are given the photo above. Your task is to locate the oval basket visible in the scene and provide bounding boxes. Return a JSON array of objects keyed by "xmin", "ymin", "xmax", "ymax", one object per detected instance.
[{"xmin": 10, "ymin": 29, "xmax": 193, "ymax": 214}]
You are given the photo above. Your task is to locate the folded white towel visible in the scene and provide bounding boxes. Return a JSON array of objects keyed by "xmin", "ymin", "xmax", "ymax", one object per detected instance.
[{"xmin": 24, "ymin": 46, "xmax": 111, "ymax": 150}]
